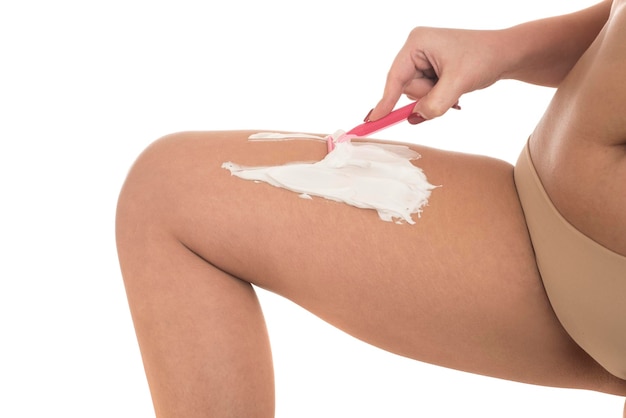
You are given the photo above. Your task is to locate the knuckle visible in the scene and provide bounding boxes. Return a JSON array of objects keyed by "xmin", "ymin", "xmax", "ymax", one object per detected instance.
[{"xmin": 408, "ymin": 26, "xmax": 429, "ymax": 39}]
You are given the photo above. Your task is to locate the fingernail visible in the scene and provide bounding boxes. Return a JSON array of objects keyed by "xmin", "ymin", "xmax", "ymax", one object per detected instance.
[
  {"xmin": 363, "ymin": 108, "xmax": 374, "ymax": 122},
  {"xmin": 407, "ymin": 112, "xmax": 425, "ymax": 125}
]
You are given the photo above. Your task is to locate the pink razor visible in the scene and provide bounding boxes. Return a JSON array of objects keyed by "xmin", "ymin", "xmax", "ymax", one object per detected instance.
[{"xmin": 327, "ymin": 101, "xmax": 423, "ymax": 153}]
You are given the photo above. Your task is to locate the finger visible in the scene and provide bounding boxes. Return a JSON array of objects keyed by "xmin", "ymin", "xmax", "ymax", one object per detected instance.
[
  {"xmin": 413, "ymin": 73, "xmax": 464, "ymax": 119},
  {"xmin": 369, "ymin": 77, "xmax": 404, "ymax": 121},
  {"xmin": 369, "ymin": 52, "xmax": 418, "ymax": 121},
  {"xmin": 403, "ymin": 77, "xmax": 436, "ymax": 101}
]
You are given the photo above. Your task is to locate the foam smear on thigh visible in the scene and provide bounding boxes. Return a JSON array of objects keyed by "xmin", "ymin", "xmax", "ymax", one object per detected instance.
[{"xmin": 221, "ymin": 132, "xmax": 438, "ymax": 224}]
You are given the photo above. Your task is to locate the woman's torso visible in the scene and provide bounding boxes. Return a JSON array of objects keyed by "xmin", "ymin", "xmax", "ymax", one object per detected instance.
[{"xmin": 530, "ymin": 0, "xmax": 626, "ymax": 256}]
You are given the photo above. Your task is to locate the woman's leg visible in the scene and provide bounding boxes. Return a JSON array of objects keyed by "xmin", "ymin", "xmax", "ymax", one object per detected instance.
[{"xmin": 116, "ymin": 131, "xmax": 626, "ymax": 417}]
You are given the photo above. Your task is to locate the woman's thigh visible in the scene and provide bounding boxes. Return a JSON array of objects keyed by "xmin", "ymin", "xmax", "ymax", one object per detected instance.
[{"xmin": 120, "ymin": 130, "xmax": 626, "ymax": 395}]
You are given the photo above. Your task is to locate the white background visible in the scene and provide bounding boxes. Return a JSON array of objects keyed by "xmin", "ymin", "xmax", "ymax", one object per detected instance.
[{"xmin": 1, "ymin": 0, "xmax": 623, "ymax": 416}]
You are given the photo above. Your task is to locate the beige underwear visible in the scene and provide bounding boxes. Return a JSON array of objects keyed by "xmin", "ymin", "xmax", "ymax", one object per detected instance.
[{"xmin": 514, "ymin": 142, "xmax": 626, "ymax": 380}]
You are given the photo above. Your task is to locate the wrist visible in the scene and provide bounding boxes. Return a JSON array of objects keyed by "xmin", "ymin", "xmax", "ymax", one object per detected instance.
[{"xmin": 489, "ymin": 28, "xmax": 522, "ymax": 82}]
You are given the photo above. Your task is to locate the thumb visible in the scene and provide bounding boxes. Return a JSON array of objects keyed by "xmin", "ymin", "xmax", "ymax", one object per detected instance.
[{"xmin": 413, "ymin": 75, "xmax": 464, "ymax": 120}]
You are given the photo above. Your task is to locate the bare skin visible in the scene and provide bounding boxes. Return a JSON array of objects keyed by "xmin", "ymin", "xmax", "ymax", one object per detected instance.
[
  {"xmin": 116, "ymin": 1, "xmax": 626, "ymax": 417},
  {"xmin": 530, "ymin": 0, "xmax": 626, "ymax": 256}
]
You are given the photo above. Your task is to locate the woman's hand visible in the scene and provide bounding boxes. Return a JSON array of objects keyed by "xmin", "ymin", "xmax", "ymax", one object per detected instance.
[
  {"xmin": 370, "ymin": 2, "xmax": 611, "ymax": 122},
  {"xmin": 369, "ymin": 27, "xmax": 509, "ymax": 122}
]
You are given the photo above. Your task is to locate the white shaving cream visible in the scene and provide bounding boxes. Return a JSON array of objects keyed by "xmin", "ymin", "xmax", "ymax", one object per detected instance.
[{"xmin": 222, "ymin": 132, "xmax": 437, "ymax": 224}]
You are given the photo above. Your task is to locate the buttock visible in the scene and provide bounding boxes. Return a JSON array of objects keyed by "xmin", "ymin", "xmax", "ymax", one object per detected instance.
[{"xmin": 514, "ymin": 141, "xmax": 626, "ymax": 380}]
